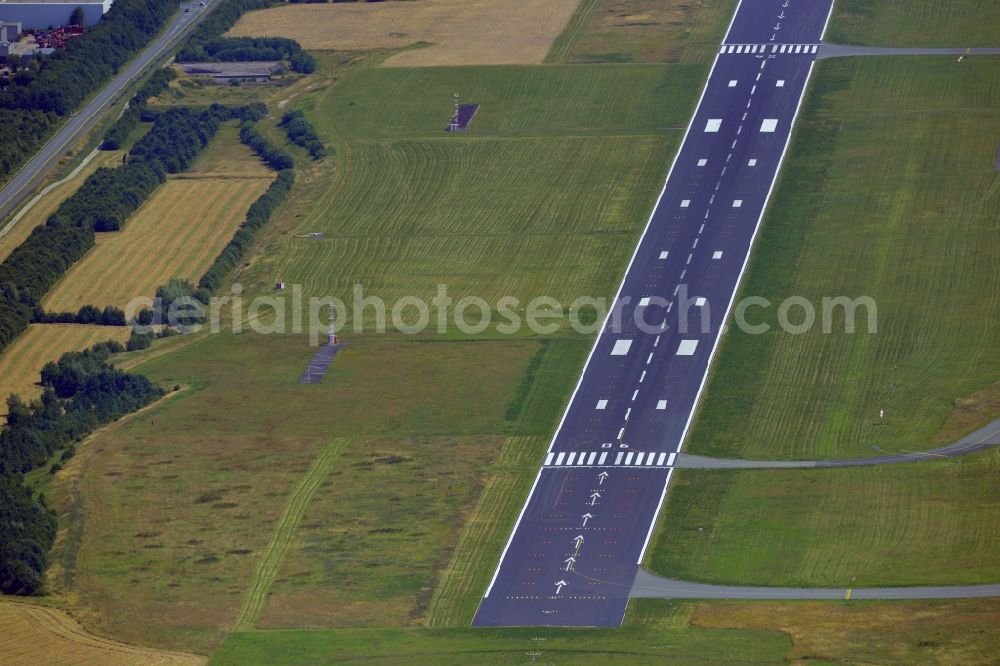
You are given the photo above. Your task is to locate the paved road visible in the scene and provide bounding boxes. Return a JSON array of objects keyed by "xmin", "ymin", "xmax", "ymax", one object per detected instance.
[
  {"xmin": 631, "ymin": 568, "xmax": 1000, "ymax": 600},
  {"xmin": 818, "ymin": 44, "xmax": 1000, "ymax": 59},
  {"xmin": 0, "ymin": 0, "xmax": 217, "ymax": 227},
  {"xmin": 473, "ymin": 0, "xmax": 838, "ymax": 628},
  {"xmin": 677, "ymin": 416, "xmax": 1000, "ymax": 469}
]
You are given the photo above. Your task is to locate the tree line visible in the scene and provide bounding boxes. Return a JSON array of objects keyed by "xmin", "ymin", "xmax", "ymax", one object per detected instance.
[
  {"xmin": 0, "ymin": 0, "xmax": 181, "ymax": 180},
  {"xmin": 101, "ymin": 68, "xmax": 178, "ymax": 151},
  {"xmin": 176, "ymin": 0, "xmax": 316, "ymax": 73},
  {"xmin": 0, "ymin": 341, "xmax": 164, "ymax": 594},
  {"xmin": 280, "ymin": 109, "xmax": 326, "ymax": 160}
]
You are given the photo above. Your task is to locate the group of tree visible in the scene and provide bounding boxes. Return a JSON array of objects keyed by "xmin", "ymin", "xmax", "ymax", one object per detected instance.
[
  {"xmin": 0, "ymin": 341, "xmax": 164, "ymax": 594},
  {"xmin": 239, "ymin": 122, "xmax": 294, "ymax": 170},
  {"xmin": 0, "ymin": 0, "xmax": 182, "ymax": 180},
  {"xmin": 279, "ymin": 109, "xmax": 325, "ymax": 159},
  {"xmin": 34, "ymin": 304, "xmax": 126, "ymax": 326},
  {"xmin": 176, "ymin": 0, "xmax": 315, "ymax": 73},
  {"xmin": 101, "ymin": 68, "xmax": 177, "ymax": 150}
]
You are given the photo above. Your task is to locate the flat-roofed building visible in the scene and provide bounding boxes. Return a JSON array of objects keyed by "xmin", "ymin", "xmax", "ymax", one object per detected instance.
[{"xmin": 0, "ymin": 0, "xmax": 113, "ymax": 29}]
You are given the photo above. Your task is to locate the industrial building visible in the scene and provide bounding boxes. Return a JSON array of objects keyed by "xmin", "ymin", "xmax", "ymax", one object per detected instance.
[{"xmin": 0, "ymin": 0, "xmax": 113, "ymax": 29}]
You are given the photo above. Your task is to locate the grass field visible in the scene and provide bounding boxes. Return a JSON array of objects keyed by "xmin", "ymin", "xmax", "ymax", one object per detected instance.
[
  {"xmin": 548, "ymin": 0, "xmax": 738, "ymax": 65},
  {"xmin": 828, "ymin": 0, "xmax": 1000, "ymax": 47},
  {"xmin": 683, "ymin": 56, "xmax": 1000, "ymax": 461},
  {"xmin": 648, "ymin": 452, "xmax": 1000, "ymax": 587},
  {"xmin": 47, "ymin": 331, "xmax": 569, "ymax": 651},
  {"xmin": 232, "ymin": 438, "xmax": 350, "ymax": 631},
  {"xmin": 42, "ymin": 127, "xmax": 272, "ymax": 312},
  {"xmin": 226, "ymin": 0, "xmax": 580, "ymax": 67},
  {"xmin": 0, "ymin": 600, "xmax": 204, "ymax": 666},
  {"xmin": 694, "ymin": 598, "xmax": 1000, "ymax": 664},
  {"xmin": 212, "ymin": 600, "xmax": 790, "ymax": 665},
  {"xmin": 0, "ymin": 324, "xmax": 131, "ymax": 419},
  {"xmin": 0, "ymin": 149, "xmax": 124, "ymax": 264}
]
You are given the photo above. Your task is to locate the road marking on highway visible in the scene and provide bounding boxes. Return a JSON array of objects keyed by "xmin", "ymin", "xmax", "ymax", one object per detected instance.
[
  {"xmin": 646, "ymin": 352, "xmax": 655, "ymax": 365},
  {"xmin": 695, "ymin": 297, "xmax": 706, "ymax": 306},
  {"xmin": 777, "ymin": 79, "xmax": 785, "ymax": 87},
  {"xmin": 656, "ymin": 400, "xmax": 667, "ymax": 410},
  {"xmin": 761, "ymin": 118, "xmax": 778, "ymax": 132},
  {"xmin": 611, "ymin": 339, "xmax": 633, "ymax": 356},
  {"xmin": 681, "ymin": 199, "xmax": 691, "ymax": 208},
  {"xmin": 705, "ymin": 119, "xmax": 722, "ymax": 132},
  {"xmin": 733, "ymin": 199, "xmax": 743, "ymax": 208},
  {"xmin": 728, "ymin": 79, "xmax": 738, "ymax": 87},
  {"xmin": 677, "ymin": 340, "xmax": 699, "ymax": 356},
  {"xmin": 748, "ymin": 158, "xmax": 758, "ymax": 166},
  {"xmin": 713, "ymin": 251, "xmax": 723, "ymax": 259},
  {"xmin": 659, "ymin": 250, "xmax": 669, "ymax": 259},
  {"xmin": 631, "ymin": 390, "xmax": 639, "ymax": 401},
  {"xmin": 697, "ymin": 158, "xmax": 708, "ymax": 166},
  {"xmin": 596, "ymin": 399, "xmax": 608, "ymax": 410},
  {"xmin": 639, "ymin": 297, "xmax": 651, "ymax": 307}
]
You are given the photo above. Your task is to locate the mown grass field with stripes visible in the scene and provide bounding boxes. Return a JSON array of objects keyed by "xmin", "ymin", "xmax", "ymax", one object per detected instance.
[
  {"xmin": 828, "ymin": 0, "xmax": 1000, "ymax": 47},
  {"xmin": 0, "ymin": 324, "xmax": 130, "ymax": 418},
  {"xmin": 242, "ymin": 63, "xmax": 698, "ymax": 334},
  {"xmin": 44, "ymin": 175, "xmax": 271, "ymax": 312}
]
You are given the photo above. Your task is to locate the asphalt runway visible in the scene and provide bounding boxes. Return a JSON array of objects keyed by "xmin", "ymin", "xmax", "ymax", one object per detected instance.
[
  {"xmin": 473, "ymin": 0, "xmax": 838, "ymax": 628},
  {"xmin": 630, "ymin": 568, "xmax": 1000, "ymax": 601},
  {"xmin": 0, "ymin": 0, "xmax": 217, "ymax": 227}
]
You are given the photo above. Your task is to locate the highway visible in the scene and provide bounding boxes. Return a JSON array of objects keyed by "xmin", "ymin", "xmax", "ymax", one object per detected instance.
[
  {"xmin": 0, "ymin": 0, "xmax": 217, "ymax": 227},
  {"xmin": 473, "ymin": 0, "xmax": 837, "ymax": 628}
]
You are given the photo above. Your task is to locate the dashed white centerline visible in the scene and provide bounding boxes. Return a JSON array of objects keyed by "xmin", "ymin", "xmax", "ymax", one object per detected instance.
[
  {"xmin": 646, "ymin": 353, "xmax": 654, "ymax": 365},
  {"xmin": 631, "ymin": 390, "xmax": 639, "ymax": 401}
]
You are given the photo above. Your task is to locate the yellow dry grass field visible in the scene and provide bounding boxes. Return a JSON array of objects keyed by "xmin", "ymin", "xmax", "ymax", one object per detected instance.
[
  {"xmin": 0, "ymin": 601, "xmax": 205, "ymax": 666},
  {"xmin": 225, "ymin": 0, "xmax": 581, "ymax": 67},
  {"xmin": 0, "ymin": 150, "xmax": 124, "ymax": 264},
  {"xmin": 43, "ymin": 177, "xmax": 271, "ymax": 312},
  {"xmin": 0, "ymin": 324, "xmax": 130, "ymax": 418}
]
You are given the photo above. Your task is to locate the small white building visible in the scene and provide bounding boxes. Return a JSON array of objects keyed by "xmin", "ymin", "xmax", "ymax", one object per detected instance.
[{"xmin": 0, "ymin": 0, "xmax": 113, "ymax": 29}]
